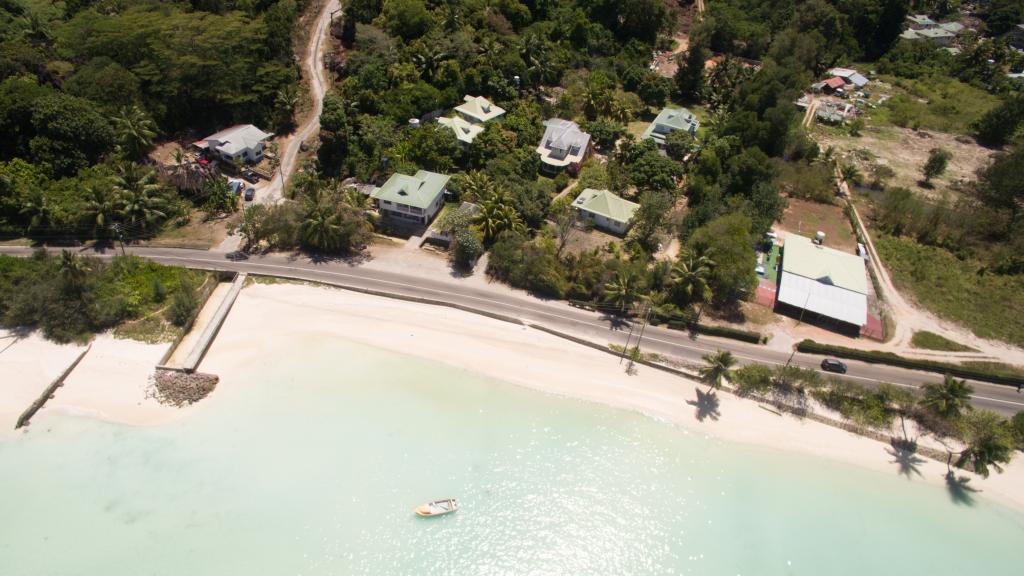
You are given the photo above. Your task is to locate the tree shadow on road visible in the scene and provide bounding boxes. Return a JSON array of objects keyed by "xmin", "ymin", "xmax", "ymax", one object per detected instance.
[
  {"xmin": 945, "ymin": 471, "xmax": 979, "ymax": 506},
  {"xmin": 686, "ymin": 389, "xmax": 720, "ymax": 422},
  {"xmin": 598, "ymin": 313, "xmax": 631, "ymax": 332},
  {"xmin": 886, "ymin": 440, "xmax": 926, "ymax": 479}
]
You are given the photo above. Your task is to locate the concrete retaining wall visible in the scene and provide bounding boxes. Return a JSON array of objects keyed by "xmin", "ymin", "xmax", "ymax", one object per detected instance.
[
  {"xmin": 16, "ymin": 345, "xmax": 91, "ymax": 429},
  {"xmin": 179, "ymin": 273, "xmax": 247, "ymax": 372}
]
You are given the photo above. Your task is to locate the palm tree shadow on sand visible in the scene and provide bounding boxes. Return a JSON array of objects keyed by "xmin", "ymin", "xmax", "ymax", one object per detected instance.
[
  {"xmin": 886, "ymin": 443, "xmax": 926, "ymax": 479},
  {"xmin": 686, "ymin": 389, "xmax": 721, "ymax": 422},
  {"xmin": 945, "ymin": 471, "xmax": 979, "ymax": 506}
]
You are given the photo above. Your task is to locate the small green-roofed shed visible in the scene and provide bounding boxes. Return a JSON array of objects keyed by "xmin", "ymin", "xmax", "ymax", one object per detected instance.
[{"xmin": 371, "ymin": 170, "xmax": 450, "ymax": 209}]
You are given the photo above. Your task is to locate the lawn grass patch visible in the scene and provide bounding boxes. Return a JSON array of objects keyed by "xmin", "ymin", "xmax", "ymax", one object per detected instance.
[
  {"xmin": 873, "ymin": 75, "xmax": 1000, "ymax": 135},
  {"xmin": 874, "ymin": 233, "xmax": 1024, "ymax": 347},
  {"xmin": 911, "ymin": 330, "xmax": 976, "ymax": 352}
]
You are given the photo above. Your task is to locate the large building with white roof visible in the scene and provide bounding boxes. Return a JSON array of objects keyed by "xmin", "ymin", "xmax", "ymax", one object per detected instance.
[{"xmin": 775, "ymin": 234, "xmax": 868, "ymax": 334}]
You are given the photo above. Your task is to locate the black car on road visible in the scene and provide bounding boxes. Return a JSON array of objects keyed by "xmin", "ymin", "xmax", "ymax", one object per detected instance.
[{"xmin": 820, "ymin": 358, "xmax": 848, "ymax": 374}]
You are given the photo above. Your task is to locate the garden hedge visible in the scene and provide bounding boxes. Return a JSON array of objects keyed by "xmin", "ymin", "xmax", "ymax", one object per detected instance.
[{"xmin": 796, "ymin": 339, "xmax": 1024, "ymax": 386}]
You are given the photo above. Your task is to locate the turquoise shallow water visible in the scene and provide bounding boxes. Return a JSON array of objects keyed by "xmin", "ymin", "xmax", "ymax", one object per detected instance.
[{"xmin": 1, "ymin": 338, "xmax": 1023, "ymax": 575}]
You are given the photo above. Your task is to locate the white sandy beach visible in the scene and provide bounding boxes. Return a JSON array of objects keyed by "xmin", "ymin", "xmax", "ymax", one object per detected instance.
[
  {"xmin": 0, "ymin": 330, "xmax": 86, "ymax": 430},
  {"xmin": 40, "ymin": 334, "xmax": 182, "ymax": 426},
  {"xmin": 2, "ymin": 282, "xmax": 1022, "ymax": 511},
  {"xmin": 200, "ymin": 283, "xmax": 1024, "ymax": 512}
]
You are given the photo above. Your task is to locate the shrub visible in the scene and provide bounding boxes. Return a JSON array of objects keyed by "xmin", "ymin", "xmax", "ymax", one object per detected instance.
[{"xmin": 167, "ymin": 285, "xmax": 198, "ymax": 327}]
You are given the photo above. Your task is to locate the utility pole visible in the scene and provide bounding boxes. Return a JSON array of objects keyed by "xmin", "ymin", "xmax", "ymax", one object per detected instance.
[
  {"xmin": 110, "ymin": 224, "xmax": 126, "ymax": 256},
  {"xmin": 633, "ymin": 304, "xmax": 652, "ymax": 357},
  {"xmin": 618, "ymin": 305, "xmax": 638, "ymax": 364}
]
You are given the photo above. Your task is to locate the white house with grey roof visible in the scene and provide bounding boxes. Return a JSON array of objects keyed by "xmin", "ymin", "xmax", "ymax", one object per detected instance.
[
  {"xmin": 572, "ymin": 188, "xmax": 639, "ymax": 235},
  {"xmin": 193, "ymin": 124, "xmax": 273, "ymax": 164},
  {"xmin": 776, "ymin": 234, "xmax": 868, "ymax": 334},
  {"xmin": 537, "ymin": 118, "xmax": 591, "ymax": 174},
  {"xmin": 438, "ymin": 95, "xmax": 505, "ymax": 145},
  {"xmin": 371, "ymin": 170, "xmax": 450, "ymax": 226}
]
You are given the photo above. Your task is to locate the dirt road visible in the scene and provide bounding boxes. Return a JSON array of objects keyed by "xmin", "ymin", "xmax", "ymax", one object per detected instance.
[{"xmin": 261, "ymin": 0, "xmax": 340, "ymax": 204}]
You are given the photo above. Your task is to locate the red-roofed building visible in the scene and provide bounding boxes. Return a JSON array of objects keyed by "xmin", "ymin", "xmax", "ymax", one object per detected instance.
[{"xmin": 822, "ymin": 77, "xmax": 846, "ymax": 92}]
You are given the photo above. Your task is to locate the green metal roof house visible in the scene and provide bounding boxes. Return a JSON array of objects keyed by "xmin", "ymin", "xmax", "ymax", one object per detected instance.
[
  {"xmin": 642, "ymin": 107, "xmax": 699, "ymax": 147},
  {"xmin": 572, "ymin": 188, "xmax": 640, "ymax": 235},
  {"xmin": 438, "ymin": 95, "xmax": 505, "ymax": 145},
  {"xmin": 371, "ymin": 170, "xmax": 450, "ymax": 225}
]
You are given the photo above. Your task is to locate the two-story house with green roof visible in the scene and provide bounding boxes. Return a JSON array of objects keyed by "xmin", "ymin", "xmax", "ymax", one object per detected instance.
[
  {"xmin": 641, "ymin": 107, "xmax": 699, "ymax": 149},
  {"xmin": 371, "ymin": 170, "xmax": 450, "ymax": 226},
  {"xmin": 572, "ymin": 188, "xmax": 639, "ymax": 236}
]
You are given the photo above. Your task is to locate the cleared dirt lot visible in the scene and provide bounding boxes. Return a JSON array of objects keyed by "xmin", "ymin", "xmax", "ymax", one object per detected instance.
[
  {"xmin": 815, "ymin": 124, "xmax": 995, "ymax": 201},
  {"xmin": 776, "ymin": 196, "xmax": 857, "ymax": 253}
]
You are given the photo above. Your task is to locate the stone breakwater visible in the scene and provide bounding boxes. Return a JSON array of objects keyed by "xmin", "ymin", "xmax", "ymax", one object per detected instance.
[{"xmin": 148, "ymin": 369, "xmax": 219, "ymax": 407}]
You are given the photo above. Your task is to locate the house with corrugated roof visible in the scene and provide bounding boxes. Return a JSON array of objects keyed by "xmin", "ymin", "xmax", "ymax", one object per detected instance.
[
  {"xmin": 572, "ymin": 188, "xmax": 639, "ymax": 235},
  {"xmin": 775, "ymin": 234, "xmax": 868, "ymax": 335},
  {"xmin": 906, "ymin": 14, "xmax": 936, "ymax": 29},
  {"xmin": 537, "ymin": 119, "xmax": 591, "ymax": 174},
  {"xmin": 828, "ymin": 68, "xmax": 869, "ymax": 88},
  {"xmin": 641, "ymin": 107, "xmax": 699, "ymax": 148},
  {"xmin": 193, "ymin": 125, "xmax": 273, "ymax": 164},
  {"xmin": 437, "ymin": 95, "xmax": 505, "ymax": 145},
  {"xmin": 371, "ymin": 170, "xmax": 450, "ymax": 226}
]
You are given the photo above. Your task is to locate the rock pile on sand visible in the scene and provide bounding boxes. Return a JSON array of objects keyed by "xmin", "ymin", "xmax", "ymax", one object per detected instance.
[{"xmin": 148, "ymin": 370, "xmax": 218, "ymax": 407}]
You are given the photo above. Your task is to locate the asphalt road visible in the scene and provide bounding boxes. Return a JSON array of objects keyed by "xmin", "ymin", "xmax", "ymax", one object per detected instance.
[{"xmin": 3, "ymin": 245, "xmax": 1023, "ymax": 416}]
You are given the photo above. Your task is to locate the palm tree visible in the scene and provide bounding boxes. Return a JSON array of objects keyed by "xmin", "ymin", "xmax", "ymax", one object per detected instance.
[
  {"xmin": 670, "ymin": 251, "xmax": 715, "ymax": 306},
  {"xmin": 301, "ymin": 203, "xmax": 342, "ymax": 251},
  {"xmin": 476, "ymin": 37, "xmax": 503, "ymax": 60},
  {"xmin": 442, "ymin": 2, "xmax": 462, "ymax": 31},
  {"xmin": 608, "ymin": 94, "xmax": 635, "ymax": 123},
  {"xmin": 604, "ymin": 270, "xmax": 640, "ymax": 313},
  {"xmin": 114, "ymin": 162, "xmax": 167, "ymax": 232},
  {"xmin": 581, "ymin": 83, "xmax": 612, "ymax": 119},
  {"xmin": 112, "ymin": 105, "xmax": 157, "ymax": 160},
  {"xmin": 81, "ymin": 185, "xmax": 118, "ymax": 237},
  {"xmin": 56, "ymin": 250, "xmax": 90, "ymax": 292},
  {"xmin": 951, "ymin": 410, "xmax": 1014, "ymax": 478},
  {"xmin": 341, "ymin": 188, "xmax": 371, "ymax": 210},
  {"xmin": 274, "ymin": 85, "xmax": 300, "ymax": 129},
  {"xmin": 412, "ymin": 45, "xmax": 450, "ymax": 82},
  {"xmin": 699, "ymin": 350, "xmax": 737, "ymax": 393},
  {"xmin": 457, "ymin": 170, "xmax": 495, "ymax": 203},
  {"xmin": 19, "ymin": 189, "xmax": 52, "ymax": 233},
  {"xmin": 474, "ymin": 196, "xmax": 522, "ymax": 243},
  {"xmin": 921, "ymin": 374, "xmax": 974, "ymax": 421},
  {"xmin": 165, "ymin": 147, "xmax": 210, "ymax": 192}
]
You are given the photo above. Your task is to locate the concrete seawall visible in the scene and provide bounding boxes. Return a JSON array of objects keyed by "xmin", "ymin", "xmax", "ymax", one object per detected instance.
[
  {"xmin": 16, "ymin": 345, "xmax": 91, "ymax": 429},
  {"xmin": 159, "ymin": 272, "xmax": 247, "ymax": 373}
]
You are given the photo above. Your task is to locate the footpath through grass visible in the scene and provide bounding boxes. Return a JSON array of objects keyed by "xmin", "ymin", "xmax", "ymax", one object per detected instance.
[{"xmin": 874, "ymin": 234, "xmax": 1024, "ymax": 347}]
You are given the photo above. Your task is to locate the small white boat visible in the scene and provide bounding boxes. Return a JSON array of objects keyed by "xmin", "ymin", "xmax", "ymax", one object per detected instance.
[{"xmin": 414, "ymin": 498, "xmax": 458, "ymax": 517}]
